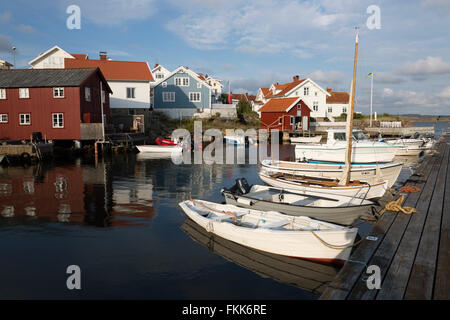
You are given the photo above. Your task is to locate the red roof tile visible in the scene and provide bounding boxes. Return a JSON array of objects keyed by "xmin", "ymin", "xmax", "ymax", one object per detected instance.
[
  {"xmin": 259, "ymin": 97, "xmax": 301, "ymax": 112},
  {"xmin": 65, "ymin": 58, "xmax": 154, "ymax": 81},
  {"xmin": 327, "ymin": 91, "xmax": 349, "ymax": 104},
  {"xmin": 71, "ymin": 54, "xmax": 88, "ymax": 60},
  {"xmin": 266, "ymin": 79, "xmax": 305, "ymax": 98}
]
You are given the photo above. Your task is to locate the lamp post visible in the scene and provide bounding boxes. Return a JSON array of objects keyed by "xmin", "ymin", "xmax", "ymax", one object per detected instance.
[{"xmin": 12, "ymin": 46, "xmax": 16, "ymax": 68}]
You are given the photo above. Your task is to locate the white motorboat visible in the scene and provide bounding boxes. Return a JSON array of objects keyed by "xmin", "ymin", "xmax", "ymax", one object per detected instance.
[
  {"xmin": 260, "ymin": 159, "xmax": 403, "ymax": 188},
  {"xmin": 224, "ymin": 135, "xmax": 245, "ymax": 145},
  {"xmin": 259, "ymin": 172, "xmax": 388, "ymax": 199},
  {"xmin": 295, "ymin": 129, "xmax": 404, "ymax": 163},
  {"xmin": 136, "ymin": 145, "xmax": 183, "ymax": 153},
  {"xmin": 179, "ymin": 199, "xmax": 358, "ymax": 263},
  {"xmin": 290, "ymin": 136, "xmax": 322, "ymax": 144}
]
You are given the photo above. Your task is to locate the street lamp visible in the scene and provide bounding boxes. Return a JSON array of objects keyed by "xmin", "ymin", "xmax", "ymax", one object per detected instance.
[{"xmin": 11, "ymin": 46, "xmax": 16, "ymax": 68}]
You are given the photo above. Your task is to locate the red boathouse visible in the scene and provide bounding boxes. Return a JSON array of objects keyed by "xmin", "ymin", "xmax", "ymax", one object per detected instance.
[
  {"xmin": 259, "ymin": 97, "xmax": 311, "ymax": 132},
  {"xmin": 0, "ymin": 68, "xmax": 112, "ymax": 143}
]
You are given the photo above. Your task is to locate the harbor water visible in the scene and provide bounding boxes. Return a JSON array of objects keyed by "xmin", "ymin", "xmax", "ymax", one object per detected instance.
[{"xmin": 0, "ymin": 122, "xmax": 447, "ymax": 299}]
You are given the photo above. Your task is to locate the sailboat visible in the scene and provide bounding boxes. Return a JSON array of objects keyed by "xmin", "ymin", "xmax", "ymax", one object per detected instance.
[{"xmin": 260, "ymin": 30, "xmax": 389, "ymax": 200}]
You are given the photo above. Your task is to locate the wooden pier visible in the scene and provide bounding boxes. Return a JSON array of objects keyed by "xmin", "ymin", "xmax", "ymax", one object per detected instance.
[{"xmin": 320, "ymin": 133, "xmax": 449, "ymax": 300}]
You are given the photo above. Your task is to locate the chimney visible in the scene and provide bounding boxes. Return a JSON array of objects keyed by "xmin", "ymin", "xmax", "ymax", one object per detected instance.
[
  {"xmin": 154, "ymin": 63, "xmax": 159, "ymax": 68},
  {"xmin": 99, "ymin": 51, "xmax": 107, "ymax": 60},
  {"xmin": 293, "ymin": 75, "xmax": 300, "ymax": 81},
  {"xmin": 327, "ymin": 88, "xmax": 332, "ymax": 93}
]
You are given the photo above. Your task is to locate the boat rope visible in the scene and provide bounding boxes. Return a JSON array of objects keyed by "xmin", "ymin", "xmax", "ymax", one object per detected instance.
[
  {"xmin": 376, "ymin": 195, "xmax": 417, "ymax": 219},
  {"xmin": 399, "ymin": 185, "xmax": 421, "ymax": 193},
  {"xmin": 309, "ymin": 231, "xmax": 366, "ymax": 250},
  {"xmin": 190, "ymin": 200, "xmax": 238, "ymax": 225}
]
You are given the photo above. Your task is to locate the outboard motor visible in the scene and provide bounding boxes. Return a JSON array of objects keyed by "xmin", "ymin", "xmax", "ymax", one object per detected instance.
[{"xmin": 222, "ymin": 178, "xmax": 251, "ymax": 196}]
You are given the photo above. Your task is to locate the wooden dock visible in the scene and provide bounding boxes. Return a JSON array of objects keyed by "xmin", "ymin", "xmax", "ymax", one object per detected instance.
[{"xmin": 320, "ymin": 133, "xmax": 449, "ymax": 300}]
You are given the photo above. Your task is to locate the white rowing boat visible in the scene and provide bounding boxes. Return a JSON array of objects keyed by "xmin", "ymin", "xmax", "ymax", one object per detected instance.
[
  {"xmin": 260, "ymin": 159, "xmax": 403, "ymax": 188},
  {"xmin": 136, "ymin": 145, "xmax": 183, "ymax": 153},
  {"xmin": 259, "ymin": 171, "xmax": 388, "ymax": 199},
  {"xmin": 179, "ymin": 199, "xmax": 358, "ymax": 263}
]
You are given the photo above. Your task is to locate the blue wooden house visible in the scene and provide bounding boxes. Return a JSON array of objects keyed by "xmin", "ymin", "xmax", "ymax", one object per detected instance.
[{"xmin": 152, "ymin": 66, "xmax": 213, "ymax": 119}]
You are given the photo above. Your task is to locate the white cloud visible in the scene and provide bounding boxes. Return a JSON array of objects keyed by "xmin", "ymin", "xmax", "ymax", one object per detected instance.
[
  {"xmin": 383, "ymin": 88, "xmax": 394, "ymax": 97},
  {"xmin": 62, "ymin": 0, "xmax": 157, "ymax": 26},
  {"xmin": 308, "ymin": 70, "xmax": 347, "ymax": 84},
  {"xmin": 397, "ymin": 56, "xmax": 450, "ymax": 76},
  {"xmin": 15, "ymin": 24, "xmax": 36, "ymax": 34},
  {"xmin": 437, "ymin": 86, "xmax": 450, "ymax": 99}
]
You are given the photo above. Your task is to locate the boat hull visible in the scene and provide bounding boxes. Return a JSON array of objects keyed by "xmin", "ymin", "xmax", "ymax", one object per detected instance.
[
  {"xmin": 222, "ymin": 191, "xmax": 371, "ymax": 226},
  {"xmin": 261, "ymin": 160, "xmax": 403, "ymax": 188},
  {"xmin": 290, "ymin": 136, "xmax": 322, "ymax": 144},
  {"xmin": 259, "ymin": 172, "xmax": 388, "ymax": 199},
  {"xmin": 295, "ymin": 143, "xmax": 401, "ymax": 163},
  {"xmin": 179, "ymin": 200, "xmax": 358, "ymax": 262},
  {"xmin": 136, "ymin": 145, "xmax": 183, "ymax": 153}
]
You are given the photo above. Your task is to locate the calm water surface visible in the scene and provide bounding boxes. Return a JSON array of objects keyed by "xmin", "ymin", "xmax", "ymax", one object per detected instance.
[{"xmin": 1, "ymin": 122, "xmax": 446, "ymax": 300}]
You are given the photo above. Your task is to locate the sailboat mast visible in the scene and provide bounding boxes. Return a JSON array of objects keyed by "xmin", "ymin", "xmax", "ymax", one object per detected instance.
[{"xmin": 344, "ymin": 30, "xmax": 359, "ymax": 185}]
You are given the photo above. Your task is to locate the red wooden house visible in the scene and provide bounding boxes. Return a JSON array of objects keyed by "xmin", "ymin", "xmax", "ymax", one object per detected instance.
[
  {"xmin": 0, "ymin": 68, "xmax": 112, "ymax": 142},
  {"xmin": 259, "ymin": 97, "xmax": 311, "ymax": 132}
]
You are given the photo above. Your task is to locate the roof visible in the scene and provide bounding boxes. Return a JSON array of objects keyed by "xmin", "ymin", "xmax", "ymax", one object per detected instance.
[
  {"xmin": 260, "ymin": 88, "xmax": 271, "ymax": 97},
  {"xmin": 327, "ymin": 91, "xmax": 350, "ymax": 104},
  {"xmin": 0, "ymin": 60, "xmax": 13, "ymax": 67},
  {"xmin": 0, "ymin": 68, "xmax": 112, "ymax": 92},
  {"xmin": 28, "ymin": 45, "xmax": 72, "ymax": 65},
  {"xmin": 230, "ymin": 93, "xmax": 248, "ymax": 101},
  {"xmin": 247, "ymin": 94, "xmax": 256, "ymax": 102},
  {"xmin": 71, "ymin": 54, "xmax": 88, "ymax": 60},
  {"xmin": 266, "ymin": 79, "xmax": 305, "ymax": 98},
  {"xmin": 65, "ymin": 58, "xmax": 154, "ymax": 81},
  {"xmin": 152, "ymin": 66, "xmax": 213, "ymax": 90},
  {"xmin": 259, "ymin": 97, "xmax": 302, "ymax": 112}
]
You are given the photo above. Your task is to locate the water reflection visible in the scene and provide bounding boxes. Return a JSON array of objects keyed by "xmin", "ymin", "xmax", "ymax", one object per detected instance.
[{"xmin": 181, "ymin": 218, "xmax": 339, "ymax": 296}]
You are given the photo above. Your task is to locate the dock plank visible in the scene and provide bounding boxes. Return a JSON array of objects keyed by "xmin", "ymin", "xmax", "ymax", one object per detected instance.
[
  {"xmin": 347, "ymin": 155, "xmax": 437, "ymax": 300},
  {"xmin": 319, "ymin": 155, "xmax": 435, "ymax": 300},
  {"xmin": 375, "ymin": 149, "xmax": 445, "ymax": 300},
  {"xmin": 404, "ymin": 145, "xmax": 448, "ymax": 299},
  {"xmin": 433, "ymin": 142, "xmax": 450, "ymax": 300}
]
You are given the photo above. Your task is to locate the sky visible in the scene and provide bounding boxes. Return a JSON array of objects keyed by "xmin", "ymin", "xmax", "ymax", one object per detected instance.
[{"xmin": 0, "ymin": 0, "xmax": 449, "ymax": 115}]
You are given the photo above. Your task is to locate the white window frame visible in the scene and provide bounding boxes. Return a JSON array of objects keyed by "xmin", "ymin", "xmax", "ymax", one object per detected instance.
[
  {"xmin": 0, "ymin": 88, "xmax": 6, "ymax": 99},
  {"xmin": 85, "ymin": 87, "xmax": 91, "ymax": 102},
  {"xmin": 126, "ymin": 87, "xmax": 136, "ymax": 99},
  {"xmin": 19, "ymin": 88, "xmax": 29, "ymax": 99},
  {"xmin": 328, "ymin": 106, "xmax": 333, "ymax": 113},
  {"xmin": 162, "ymin": 82, "xmax": 167, "ymax": 88},
  {"xmin": 155, "ymin": 73, "xmax": 164, "ymax": 79},
  {"xmin": 19, "ymin": 113, "xmax": 31, "ymax": 125},
  {"xmin": 52, "ymin": 113, "xmax": 64, "ymax": 128},
  {"xmin": 313, "ymin": 101, "xmax": 319, "ymax": 111},
  {"xmin": 175, "ymin": 77, "xmax": 189, "ymax": 87},
  {"xmin": 189, "ymin": 92, "xmax": 201, "ymax": 102},
  {"xmin": 197, "ymin": 82, "xmax": 202, "ymax": 89},
  {"xmin": 162, "ymin": 91, "xmax": 175, "ymax": 102},
  {"xmin": 53, "ymin": 87, "xmax": 64, "ymax": 98},
  {"xmin": 0, "ymin": 114, "xmax": 8, "ymax": 123},
  {"xmin": 304, "ymin": 87, "xmax": 309, "ymax": 96}
]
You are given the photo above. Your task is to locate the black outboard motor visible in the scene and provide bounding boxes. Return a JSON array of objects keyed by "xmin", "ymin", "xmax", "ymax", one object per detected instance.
[{"xmin": 222, "ymin": 178, "xmax": 251, "ymax": 196}]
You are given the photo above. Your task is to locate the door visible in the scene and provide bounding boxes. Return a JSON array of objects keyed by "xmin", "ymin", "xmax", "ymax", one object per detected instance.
[{"xmin": 133, "ymin": 115, "xmax": 145, "ymax": 133}]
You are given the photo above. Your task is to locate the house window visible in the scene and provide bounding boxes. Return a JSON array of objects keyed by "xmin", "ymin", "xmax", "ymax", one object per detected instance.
[
  {"xmin": 19, "ymin": 88, "xmax": 29, "ymax": 99},
  {"xmin": 0, "ymin": 88, "xmax": 6, "ymax": 99},
  {"xmin": 52, "ymin": 113, "xmax": 64, "ymax": 128},
  {"xmin": 342, "ymin": 107, "xmax": 347, "ymax": 113},
  {"xmin": 278, "ymin": 117, "xmax": 282, "ymax": 124},
  {"xmin": 19, "ymin": 113, "xmax": 30, "ymax": 125},
  {"xmin": 162, "ymin": 82, "xmax": 167, "ymax": 88},
  {"xmin": 197, "ymin": 82, "xmax": 202, "ymax": 89},
  {"xmin": 175, "ymin": 77, "xmax": 189, "ymax": 86},
  {"xmin": 0, "ymin": 114, "xmax": 8, "ymax": 123},
  {"xmin": 162, "ymin": 92, "xmax": 175, "ymax": 102},
  {"xmin": 155, "ymin": 73, "xmax": 164, "ymax": 79},
  {"xmin": 85, "ymin": 87, "xmax": 91, "ymax": 102},
  {"xmin": 290, "ymin": 116, "xmax": 295, "ymax": 124},
  {"xmin": 304, "ymin": 87, "xmax": 309, "ymax": 96},
  {"xmin": 53, "ymin": 87, "xmax": 64, "ymax": 98},
  {"xmin": 126, "ymin": 87, "xmax": 136, "ymax": 99},
  {"xmin": 328, "ymin": 106, "xmax": 333, "ymax": 113},
  {"xmin": 313, "ymin": 101, "xmax": 318, "ymax": 111},
  {"xmin": 189, "ymin": 92, "xmax": 201, "ymax": 102},
  {"xmin": 315, "ymin": 91, "xmax": 318, "ymax": 96},
  {"xmin": 297, "ymin": 104, "xmax": 301, "ymax": 110}
]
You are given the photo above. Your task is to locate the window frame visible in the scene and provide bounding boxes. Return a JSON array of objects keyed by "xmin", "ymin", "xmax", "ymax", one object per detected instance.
[
  {"xmin": 0, "ymin": 113, "xmax": 8, "ymax": 123},
  {"xmin": 175, "ymin": 77, "xmax": 189, "ymax": 87},
  {"xmin": 162, "ymin": 91, "xmax": 175, "ymax": 102},
  {"xmin": 0, "ymin": 88, "xmax": 6, "ymax": 99},
  {"xmin": 19, "ymin": 88, "xmax": 30, "ymax": 99},
  {"xmin": 19, "ymin": 113, "xmax": 31, "ymax": 125},
  {"xmin": 126, "ymin": 87, "xmax": 136, "ymax": 99},
  {"xmin": 304, "ymin": 87, "xmax": 309, "ymax": 96},
  {"xmin": 85, "ymin": 87, "xmax": 91, "ymax": 102},
  {"xmin": 53, "ymin": 87, "xmax": 65, "ymax": 98},
  {"xmin": 189, "ymin": 92, "xmax": 201, "ymax": 102},
  {"xmin": 52, "ymin": 113, "xmax": 64, "ymax": 128}
]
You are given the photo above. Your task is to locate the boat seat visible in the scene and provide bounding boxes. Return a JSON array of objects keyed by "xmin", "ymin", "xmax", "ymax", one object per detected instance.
[
  {"xmin": 214, "ymin": 211, "xmax": 247, "ymax": 222},
  {"xmin": 290, "ymin": 197, "xmax": 318, "ymax": 206},
  {"xmin": 260, "ymin": 219, "xmax": 291, "ymax": 229}
]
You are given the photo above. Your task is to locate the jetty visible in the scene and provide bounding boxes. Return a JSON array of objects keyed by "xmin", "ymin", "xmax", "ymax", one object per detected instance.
[{"xmin": 320, "ymin": 133, "xmax": 449, "ymax": 300}]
